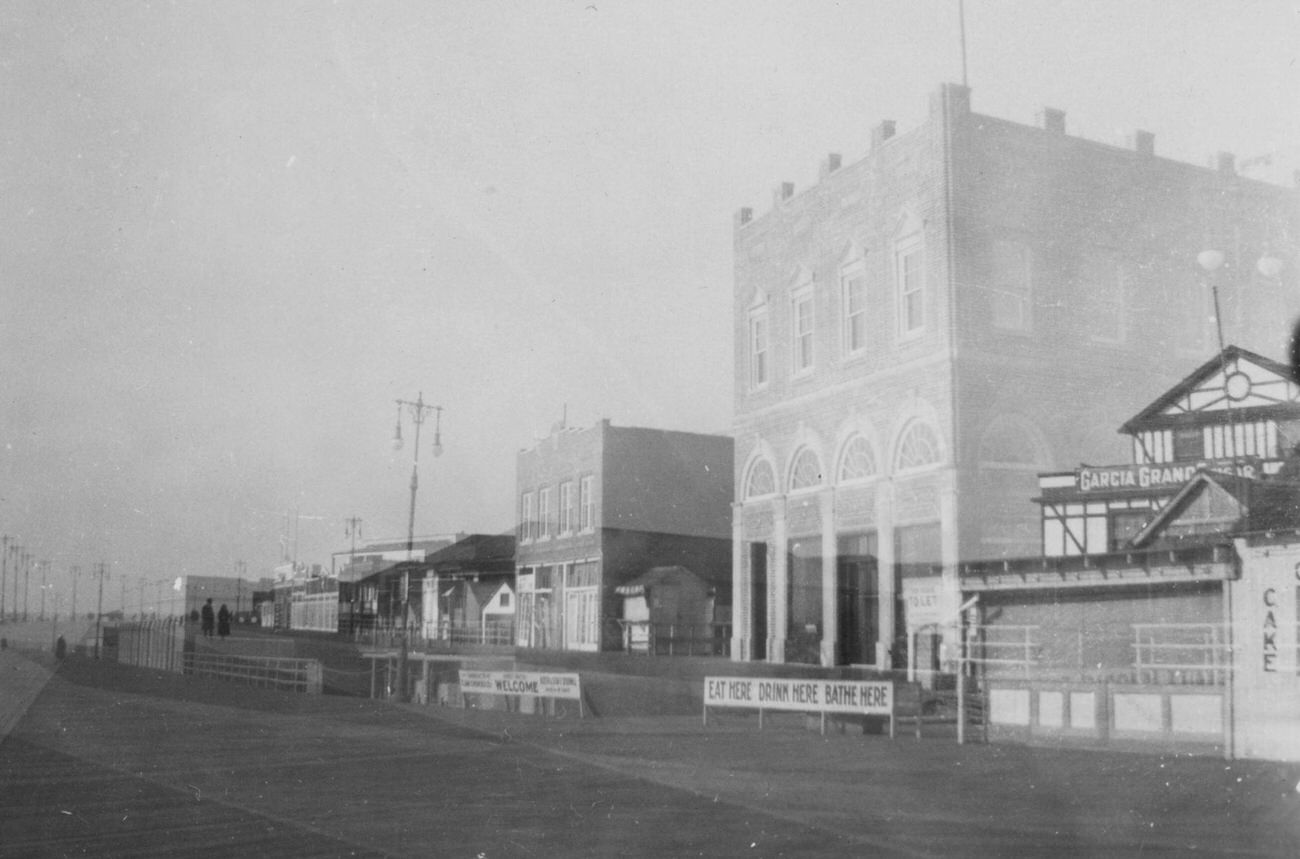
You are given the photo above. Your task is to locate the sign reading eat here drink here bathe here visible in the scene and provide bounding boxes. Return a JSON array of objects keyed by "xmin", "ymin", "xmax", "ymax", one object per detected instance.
[{"xmin": 704, "ymin": 677, "xmax": 893, "ymax": 715}]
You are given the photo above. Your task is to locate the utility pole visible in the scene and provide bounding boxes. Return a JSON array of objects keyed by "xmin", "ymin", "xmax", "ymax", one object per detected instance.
[
  {"xmin": 0, "ymin": 535, "xmax": 8, "ymax": 622},
  {"xmin": 8, "ymin": 544, "xmax": 18, "ymax": 622},
  {"xmin": 70, "ymin": 565, "xmax": 80, "ymax": 626},
  {"xmin": 22, "ymin": 551, "xmax": 31, "ymax": 621},
  {"xmin": 93, "ymin": 563, "xmax": 108, "ymax": 659},
  {"xmin": 235, "ymin": 560, "xmax": 247, "ymax": 617},
  {"xmin": 39, "ymin": 560, "xmax": 49, "ymax": 621}
]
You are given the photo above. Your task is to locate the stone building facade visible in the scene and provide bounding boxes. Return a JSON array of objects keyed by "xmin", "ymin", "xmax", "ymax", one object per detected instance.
[{"xmin": 731, "ymin": 83, "xmax": 1299, "ymax": 668}]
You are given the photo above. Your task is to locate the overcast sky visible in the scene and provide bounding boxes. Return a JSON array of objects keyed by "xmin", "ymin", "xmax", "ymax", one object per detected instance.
[{"xmin": 2, "ymin": 1, "xmax": 1298, "ymax": 608}]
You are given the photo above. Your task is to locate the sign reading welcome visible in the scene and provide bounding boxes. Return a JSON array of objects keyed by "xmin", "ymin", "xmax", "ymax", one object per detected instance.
[
  {"xmin": 704, "ymin": 676, "xmax": 892, "ymax": 715},
  {"xmin": 459, "ymin": 670, "xmax": 582, "ymax": 700}
]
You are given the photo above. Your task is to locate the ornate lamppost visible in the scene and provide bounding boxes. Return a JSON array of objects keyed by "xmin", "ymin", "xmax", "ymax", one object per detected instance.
[{"xmin": 390, "ymin": 393, "xmax": 443, "ymax": 700}]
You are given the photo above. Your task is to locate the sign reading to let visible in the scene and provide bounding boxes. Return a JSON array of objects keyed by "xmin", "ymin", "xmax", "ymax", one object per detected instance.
[
  {"xmin": 458, "ymin": 670, "xmax": 581, "ymax": 700},
  {"xmin": 902, "ymin": 577, "xmax": 944, "ymax": 628},
  {"xmin": 703, "ymin": 677, "xmax": 892, "ymax": 715}
]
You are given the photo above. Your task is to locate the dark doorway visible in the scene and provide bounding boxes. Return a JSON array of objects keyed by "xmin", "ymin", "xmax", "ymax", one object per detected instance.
[
  {"xmin": 749, "ymin": 542, "xmax": 767, "ymax": 661},
  {"xmin": 836, "ymin": 532, "xmax": 878, "ymax": 665}
]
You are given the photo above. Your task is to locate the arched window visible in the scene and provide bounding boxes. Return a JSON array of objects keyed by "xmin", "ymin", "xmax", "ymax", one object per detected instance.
[
  {"xmin": 837, "ymin": 436, "xmax": 877, "ymax": 483},
  {"xmin": 789, "ymin": 448, "xmax": 824, "ymax": 491},
  {"xmin": 895, "ymin": 422, "xmax": 942, "ymax": 471},
  {"xmin": 744, "ymin": 459, "xmax": 776, "ymax": 498}
]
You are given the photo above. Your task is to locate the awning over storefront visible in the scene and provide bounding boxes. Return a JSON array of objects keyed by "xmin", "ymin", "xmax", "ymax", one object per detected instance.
[{"xmin": 960, "ymin": 543, "xmax": 1238, "ymax": 592}]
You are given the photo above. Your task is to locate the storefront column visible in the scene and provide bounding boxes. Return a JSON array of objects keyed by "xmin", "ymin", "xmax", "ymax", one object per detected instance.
[
  {"xmin": 939, "ymin": 469, "xmax": 960, "ymax": 671},
  {"xmin": 424, "ymin": 572, "xmax": 440, "ymax": 640},
  {"xmin": 819, "ymin": 488, "xmax": 838, "ymax": 667},
  {"xmin": 876, "ymin": 481, "xmax": 896, "ymax": 667},
  {"xmin": 731, "ymin": 502, "xmax": 749, "ymax": 661},
  {"xmin": 769, "ymin": 497, "xmax": 788, "ymax": 664}
]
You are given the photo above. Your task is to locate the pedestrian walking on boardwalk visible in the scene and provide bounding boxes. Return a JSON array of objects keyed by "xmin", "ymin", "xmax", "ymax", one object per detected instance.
[
  {"xmin": 217, "ymin": 603, "xmax": 231, "ymax": 638},
  {"xmin": 201, "ymin": 598, "xmax": 215, "ymax": 638}
]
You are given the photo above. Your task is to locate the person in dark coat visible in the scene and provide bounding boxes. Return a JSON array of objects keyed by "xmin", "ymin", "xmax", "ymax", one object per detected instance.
[
  {"xmin": 217, "ymin": 604, "xmax": 231, "ymax": 638},
  {"xmin": 201, "ymin": 598, "xmax": 215, "ymax": 638}
]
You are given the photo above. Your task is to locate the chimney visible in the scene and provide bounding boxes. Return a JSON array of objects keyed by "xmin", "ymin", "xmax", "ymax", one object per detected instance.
[
  {"xmin": 1217, "ymin": 151, "xmax": 1236, "ymax": 175},
  {"xmin": 773, "ymin": 181, "xmax": 795, "ymax": 204},
  {"xmin": 735, "ymin": 207, "xmax": 753, "ymax": 228},
  {"xmin": 1041, "ymin": 107, "xmax": 1066, "ymax": 134},
  {"xmin": 1133, "ymin": 130, "xmax": 1155, "ymax": 157},
  {"xmin": 820, "ymin": 153, "xmax": 842, "ymax": 179},
  {"xmin": 872, "ymin": 120, "xmax": 896, "ymax": 149}
]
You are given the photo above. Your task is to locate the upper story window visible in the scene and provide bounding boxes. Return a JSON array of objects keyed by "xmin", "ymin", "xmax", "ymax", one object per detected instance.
[
  {"xmin": 538, "ymin": 487, "xmax": 553, "ymax": 539},
  {"xmin": 578, "ymin": 474, "xmax": 595, "ymax": 531},
  {"xmin": 841, "ymin": 267, "xmax": 867, "ymax": 356},
  {"xmin": 837, "ymin": 436, "xmax": 878, "ymax": 483},
  {"xmin": 990, "ymin": 240, "xmax": 1032, "ymax": 331},
  {"xmin": 791, "ymin": 289, "xmax": 815, "ymax": 375},
  {"xmin": 744, "ymin": 458, "xmax": 777, "ymax": 498},
  {"xmin": 1080, "ymin": 255, "xmax": 1125, "ymax": 343},
  {"xmin": 558, "ymin": 481, "xmax": 574, "ymax": 534},
  {"xmin": 896, "ymin": 237, "xmax": 925, "ymax": 337},
  {"xmin": 895, "ymin": 421, "xmax": 943, "ymax": 472},
  {"xmin": 749, "ymin": 313, "xmax": 769, "ymax": 389},
  {"xmin": 520, "ymin": 492, "xmax": 536, "ymax": 542},
  {"xmin": 789, "ymin": 448, "xmax": 824, "ymax": 492}
]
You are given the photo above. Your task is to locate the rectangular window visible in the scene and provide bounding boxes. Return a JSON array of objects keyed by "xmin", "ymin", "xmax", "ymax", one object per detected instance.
[
  {"xmin": 990, "ymin": 240, "xmax": 1032, "ymax": 331},
  {"xmin": 897, "ymin": 243, "xmax": 924, "ymax": 335},
  {"xmin": 579, "ymin": 475, "xmax": 595, "ymax": 531},
  {"xmin": 1172, "ymin": 427, "xmax": 1204, "ymax": 461},
  {"xmin": 842, "ymin": 272, "xmax": 867, "ymax": 355},
  {"xmin": 538, "ymin": 487, "xmax": 552, "ymax": 539},
  {"xmin": 520, "ymin": 492, "xmax": 536, "ymax": 542},
  {"xmin": 791, "ymin": 291, "xmax": 814, "ymax": 374},
  {"xmin": 558, "ymin": 481, "xmax": 574, "ymax": 534},
  {"xmin": 749, "ymin": 314, "xmax": 769, "ymax": 388}
]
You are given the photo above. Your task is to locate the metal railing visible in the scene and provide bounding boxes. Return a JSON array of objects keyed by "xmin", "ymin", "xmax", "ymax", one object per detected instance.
[
  {"xmin": 966, "ymin": 624, "xmax": 1039, "ymax": 671},
  {"xmin": 111, "ymin": 618, "xmax": 186, "ymax": 672},
  {"xmin": 1132, "ymin": 623, "xmax": 1228, "ymax": 685},
  {"xmin": 618, "ymin": 621, "xmax": 732, "ymax": 657},
  {"xmin": 183, "ymin": 652, "xmax": 323, "ymax": 694}
]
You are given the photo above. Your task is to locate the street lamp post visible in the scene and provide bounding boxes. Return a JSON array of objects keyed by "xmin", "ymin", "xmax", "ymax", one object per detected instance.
[{"xmin": 390, "ymin": 393, "xmax": 443, "ymax": 701}]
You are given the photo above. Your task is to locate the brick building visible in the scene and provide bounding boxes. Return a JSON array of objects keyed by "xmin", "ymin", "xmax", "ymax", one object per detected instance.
[
  {"xmin": 515, "ymin": 420, "xmax": 733, "ymax": 652},
  {"xmin": 731, "ymin": 83, "xmax": 1299, "ymax": 669}
]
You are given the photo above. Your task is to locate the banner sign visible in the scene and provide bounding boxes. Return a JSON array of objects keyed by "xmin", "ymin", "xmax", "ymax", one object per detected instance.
[
  {"xmin": 703, "ymin": 677, "xmax": 892, "ymax": 715},
  {"xmin": 458, "ymin": 670, "xmax": 581, "ymax": 700}
]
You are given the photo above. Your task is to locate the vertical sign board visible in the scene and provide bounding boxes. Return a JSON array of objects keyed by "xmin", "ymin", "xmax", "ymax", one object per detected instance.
[
  {"xmin": 703, "ymin": 677, "xmax": 893, "ymax": 735},
  {"xmin": 902, "ymin": 577, "xmax": 945, "ymax": 682},
  {"xmin": 1231, "ymin": 545, "xmax": 1300, "ymax": 762}
]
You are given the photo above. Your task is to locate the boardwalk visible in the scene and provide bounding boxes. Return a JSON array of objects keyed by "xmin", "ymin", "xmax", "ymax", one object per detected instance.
[{"xmin": 2, "ymin": 651, "xmax": 1300, "ymax": 857}]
